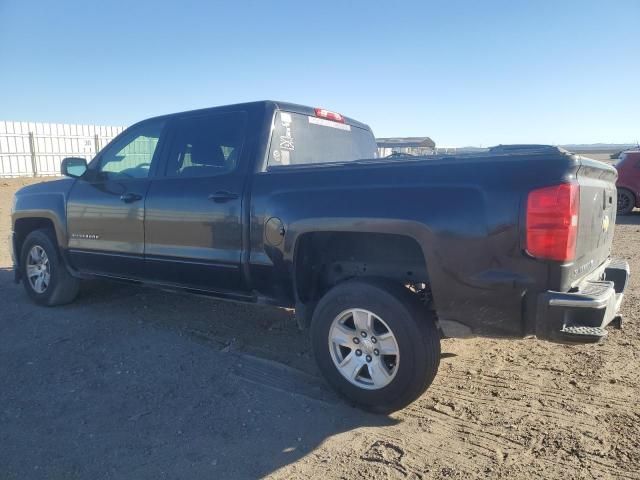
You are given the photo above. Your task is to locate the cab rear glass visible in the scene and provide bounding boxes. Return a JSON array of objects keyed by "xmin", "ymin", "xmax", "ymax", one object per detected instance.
[{"xmin": 267, "ymin": 111, "xmax": 377, "ymax": 168}]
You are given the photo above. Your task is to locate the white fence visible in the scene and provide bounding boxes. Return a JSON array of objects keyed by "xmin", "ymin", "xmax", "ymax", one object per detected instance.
[{"xmin": 0, "ymin": 121, "xmax": 125, "ymax": 177}]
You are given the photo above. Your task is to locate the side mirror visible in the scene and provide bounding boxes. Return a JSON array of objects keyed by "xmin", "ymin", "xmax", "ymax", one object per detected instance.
[{"xmin": 61, "ymin": 157, "xmax": 88, "ymax": 178}]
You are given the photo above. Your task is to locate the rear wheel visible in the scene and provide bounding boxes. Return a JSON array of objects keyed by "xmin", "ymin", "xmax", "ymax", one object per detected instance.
[
  {"xmin": 20, "ymin": 229, "xmax": 80, "ymax": 306},
  {"xmin": 311, "ymin": 279, "xmax": 440, "ymax": 413},
  {"xmin": 617, "ymin": 188, "xmax": 635, "ymax": 215}
]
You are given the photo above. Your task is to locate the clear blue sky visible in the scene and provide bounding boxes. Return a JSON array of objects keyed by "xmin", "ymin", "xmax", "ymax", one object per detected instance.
[{"xmin": 0, "ymin": 0, "xmax": 638, "ymax": 146}]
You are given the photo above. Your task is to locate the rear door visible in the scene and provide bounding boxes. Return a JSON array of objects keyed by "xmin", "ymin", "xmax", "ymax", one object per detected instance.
[
  {"xmin": 143, "ymin": 111, "xmax": 248, "ymax": 292},
  {"xmin": 66, "ymin": 119, "xmax": 167, "ymax": 277}
]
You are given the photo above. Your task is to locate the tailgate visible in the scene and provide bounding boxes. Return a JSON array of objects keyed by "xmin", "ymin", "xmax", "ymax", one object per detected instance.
[{"xmin": 572, "ymin": 157, "xmax": 618, "ymax": 284}]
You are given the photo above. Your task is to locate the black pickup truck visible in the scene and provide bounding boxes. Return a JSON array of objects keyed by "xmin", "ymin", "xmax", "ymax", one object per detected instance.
[{"xmin": 11, "ymin": 101, "xmax": 629, "ymax": 412}]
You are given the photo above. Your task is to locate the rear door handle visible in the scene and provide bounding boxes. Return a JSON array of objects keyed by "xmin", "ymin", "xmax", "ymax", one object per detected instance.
[
  {"xmin": 120, "ymin": 192, "xmax": 142, "ymax": 203},
  {"xmin": 208, "ymin": 191, "xmax": 239, "ymax": 203}
]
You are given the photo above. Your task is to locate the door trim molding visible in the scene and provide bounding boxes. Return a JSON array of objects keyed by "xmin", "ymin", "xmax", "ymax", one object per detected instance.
[{"xmin": 144, "ymin": 255, "xmax": 239, "ymax": 270}]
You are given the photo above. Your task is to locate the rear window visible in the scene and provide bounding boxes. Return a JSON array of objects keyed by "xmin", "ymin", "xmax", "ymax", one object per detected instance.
[{"xmin": 267, "ymin": 111, "xmax": 377, "ymax": 167}]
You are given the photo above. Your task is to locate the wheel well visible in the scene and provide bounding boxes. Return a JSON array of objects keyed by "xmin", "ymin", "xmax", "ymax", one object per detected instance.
[
  {"xmin": 294, "ymin": 231, "xmax": 429, "ymax": 306},
  {"xmin": 13, "ymin": 218, "xmax": 56, "ymax": 263}
]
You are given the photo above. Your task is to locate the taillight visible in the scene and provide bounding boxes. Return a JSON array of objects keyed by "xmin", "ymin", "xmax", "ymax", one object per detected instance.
[
  {"xmin": 526, "ymin": 183, "xmax": 579, "ymax": 262},
  {"xmin": 314, "ymin": 108, "xmax": 345, "ymax": 123}
]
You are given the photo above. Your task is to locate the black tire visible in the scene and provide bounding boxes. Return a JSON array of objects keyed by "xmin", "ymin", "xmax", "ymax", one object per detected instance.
[
  {"xmin": 310, "ymin": 279, "xmax": 440, "ymax": 413},
  {"xmin": 20, "ymin": 229, "xmax": 80, "ymax": 306},
  {"xmin": 617, "ymin": 188, "xmax": 635, "ymax": 215}
]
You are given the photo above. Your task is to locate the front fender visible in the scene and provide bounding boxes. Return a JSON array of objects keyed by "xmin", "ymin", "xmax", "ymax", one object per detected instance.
[{"xmin": 12, "ymin": 180, "xmax": 74, "ymax": 249}]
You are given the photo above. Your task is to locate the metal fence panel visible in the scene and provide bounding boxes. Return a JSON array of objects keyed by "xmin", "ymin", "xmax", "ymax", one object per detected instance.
[{"xmin": 0, "ymin": 120, "xmax": 125, "ymax": 177}]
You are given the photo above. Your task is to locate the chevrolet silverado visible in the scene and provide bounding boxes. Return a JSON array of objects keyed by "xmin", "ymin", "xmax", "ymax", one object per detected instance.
[{"xmin": 11, "ymin": 101, "xmax": 629, "ymax": 412}]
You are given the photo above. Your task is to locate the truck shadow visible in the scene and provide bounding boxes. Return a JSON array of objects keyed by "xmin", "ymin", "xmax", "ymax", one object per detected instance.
[
  {"xmin": 0, "ymin": 268, "xmax": 400, "ymax": 479},
  {"xmin": 616, "ymin": 211, "xmax": 640, "ymax": 225}
]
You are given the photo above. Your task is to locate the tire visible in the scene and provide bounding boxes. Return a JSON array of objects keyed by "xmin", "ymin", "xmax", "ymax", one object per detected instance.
[
  {"xmin": 20, "ymin": 229, "xmax": 80, "ymax": 306},
  {"xmin": 310, "ymin": 278, "xmax": 440, "ymax": 413},
  {"xmin": 617, "ymin": 188, "xmax": 635, "ymax": 215}
]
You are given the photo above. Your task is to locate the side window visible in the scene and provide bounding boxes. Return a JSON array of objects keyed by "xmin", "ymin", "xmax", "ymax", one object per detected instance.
[
  {"xmin": 98, "ymin": 120, "xmax": 165, "ymax": 179},
  {"xmin": 165, "ymin": 111, "xmax": 247, "ymax": 178}
]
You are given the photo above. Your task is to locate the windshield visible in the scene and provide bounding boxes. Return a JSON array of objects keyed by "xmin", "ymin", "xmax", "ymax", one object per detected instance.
[{"xmin": 267, "ymin": 111, "xmax": 377, "ymax": 167}]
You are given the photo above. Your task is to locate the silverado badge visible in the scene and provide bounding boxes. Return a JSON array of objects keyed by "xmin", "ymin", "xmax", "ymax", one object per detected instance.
[{"xmin": 71, "ymin": 233, "xmax": 100, "ymax": 240}]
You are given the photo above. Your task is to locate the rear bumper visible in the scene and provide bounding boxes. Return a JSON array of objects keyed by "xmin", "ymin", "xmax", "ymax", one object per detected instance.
[{"xmin": 535, "ymin": 258, "xmax": 630, "ymax": 343}]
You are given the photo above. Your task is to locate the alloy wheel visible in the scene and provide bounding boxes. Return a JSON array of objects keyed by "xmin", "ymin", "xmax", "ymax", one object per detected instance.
[
  {"xmin": 328, "ymin": 308, "xmax": 400, "ymax": 390},
  {"xmin": 26, "ymin": 245, "xmax": 50, "ymax": 294}
]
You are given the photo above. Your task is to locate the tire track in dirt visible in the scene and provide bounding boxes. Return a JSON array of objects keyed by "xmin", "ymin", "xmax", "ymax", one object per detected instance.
[
  {"xmin": 398, "ymin": 397, "xmax": 639, "ymax": 480},
  {"xmin": 427, "ymin": 384, "xmax": 601, "ymax": 429},
  {"xmin": 435, "ymin": 371, "xmax": 632, "ymax": 412}
]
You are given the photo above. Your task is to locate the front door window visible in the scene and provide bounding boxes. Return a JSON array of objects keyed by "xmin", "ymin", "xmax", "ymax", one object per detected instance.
[{"xmin": 98, "ymin": 120, "xmax": 165, "ymax": 179}]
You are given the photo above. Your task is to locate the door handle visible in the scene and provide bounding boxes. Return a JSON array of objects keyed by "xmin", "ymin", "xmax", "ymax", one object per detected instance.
[
  {"xmin": 208, "ymin": 191, "xmax": 239, "ymax": 203},
  {"xmin": 120, "ymin": 192, "xmax": 142, "ymax": 203}
]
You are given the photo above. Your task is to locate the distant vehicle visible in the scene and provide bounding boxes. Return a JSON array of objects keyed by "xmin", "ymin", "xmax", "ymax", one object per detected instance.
[
  {"xmin": 11, "ymin": 101, "xmax": 629, "ymax": 412},
  {"xmin": 615, "ymin": 150, "xmax": 640, "ymax": 214}
]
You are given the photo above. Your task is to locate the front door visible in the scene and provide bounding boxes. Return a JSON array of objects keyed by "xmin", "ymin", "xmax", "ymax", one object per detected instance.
[
  {"xmin": 66, "ymin": 119, "xmax": 167, "ymax": 277},
  {"xmin": 144, "ymin": 111, "xmax": 248, "ymax": 292}
]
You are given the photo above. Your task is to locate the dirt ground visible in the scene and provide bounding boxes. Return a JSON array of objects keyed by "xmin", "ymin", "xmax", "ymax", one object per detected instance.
[{"xmin": 1, "ymin": 177, "xmax": 638, "ymax": 480}]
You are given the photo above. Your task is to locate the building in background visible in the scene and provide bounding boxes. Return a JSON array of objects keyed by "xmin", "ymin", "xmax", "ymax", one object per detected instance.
[{"xmin": 376, "ymin": 137, "xmax": 436, "ymax": 157}]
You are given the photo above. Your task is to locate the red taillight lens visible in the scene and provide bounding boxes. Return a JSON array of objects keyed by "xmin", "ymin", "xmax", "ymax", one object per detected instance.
[
  {"xmin": 526, "ymin": 183, "xmax": 579, "ymax": 262},
  {"xmin": 314, "ymin": 108, "xmax": 345, "ymax": 123}
]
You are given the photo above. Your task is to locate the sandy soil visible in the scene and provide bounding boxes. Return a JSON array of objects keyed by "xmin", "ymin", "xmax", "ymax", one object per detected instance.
[{"xmin": 0, "ymin": 177, "xmax": 638, "ymax": 479}]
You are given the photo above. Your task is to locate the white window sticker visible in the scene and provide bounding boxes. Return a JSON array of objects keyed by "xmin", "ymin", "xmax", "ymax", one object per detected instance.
[
  {"xmin": 271, "ymin": 149, "xmax": 290, "ymax": 165},
  {"xmin": 280, "ymin": 112, "xmax": 292, "ymax": 124},
  {"xmin": 279, "ymin": 135, "xmax": 295, "ymax": 150},
  {"xmin": 308, "ymin": 116, "xmax": 351, "ymax": 131}
]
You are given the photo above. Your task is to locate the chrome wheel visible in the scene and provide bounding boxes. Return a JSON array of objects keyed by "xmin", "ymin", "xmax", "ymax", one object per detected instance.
[
  {"xmin": 26, "ymin": 245, "xmax": 50, "ymax": 294},
  {"xmin": 328, "ymin": 308, "xmax": 400, "ymax": 390}
]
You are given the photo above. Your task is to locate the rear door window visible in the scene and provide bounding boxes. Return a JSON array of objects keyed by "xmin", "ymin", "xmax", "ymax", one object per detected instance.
[
  {"xmin": 267, "ymin": 111, "xmax": 377, "ymax": 167},
  {"xmin": 164, "ymin": 111, "xmax": 247, "ymax": 177}
]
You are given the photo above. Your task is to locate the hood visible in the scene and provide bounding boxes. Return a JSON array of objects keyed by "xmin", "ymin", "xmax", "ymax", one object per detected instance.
[{"xmin": 15, "ymin": 178, "xmax": 75, "ymax": 197}]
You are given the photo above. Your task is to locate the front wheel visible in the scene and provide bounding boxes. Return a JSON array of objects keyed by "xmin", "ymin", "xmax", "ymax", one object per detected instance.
[
  {"xmin": 310, "ymin": 279, "xmax": 440, "ymax": 413},
  {"xmin": 20, "ymin": 229, "xmax": 80, "ymax": 306}
]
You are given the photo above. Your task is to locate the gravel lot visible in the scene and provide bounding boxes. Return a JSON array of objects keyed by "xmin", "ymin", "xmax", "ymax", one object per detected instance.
[{"xmin": 1, "ymin": 177, "xmax": 639, "ymax": 479}]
